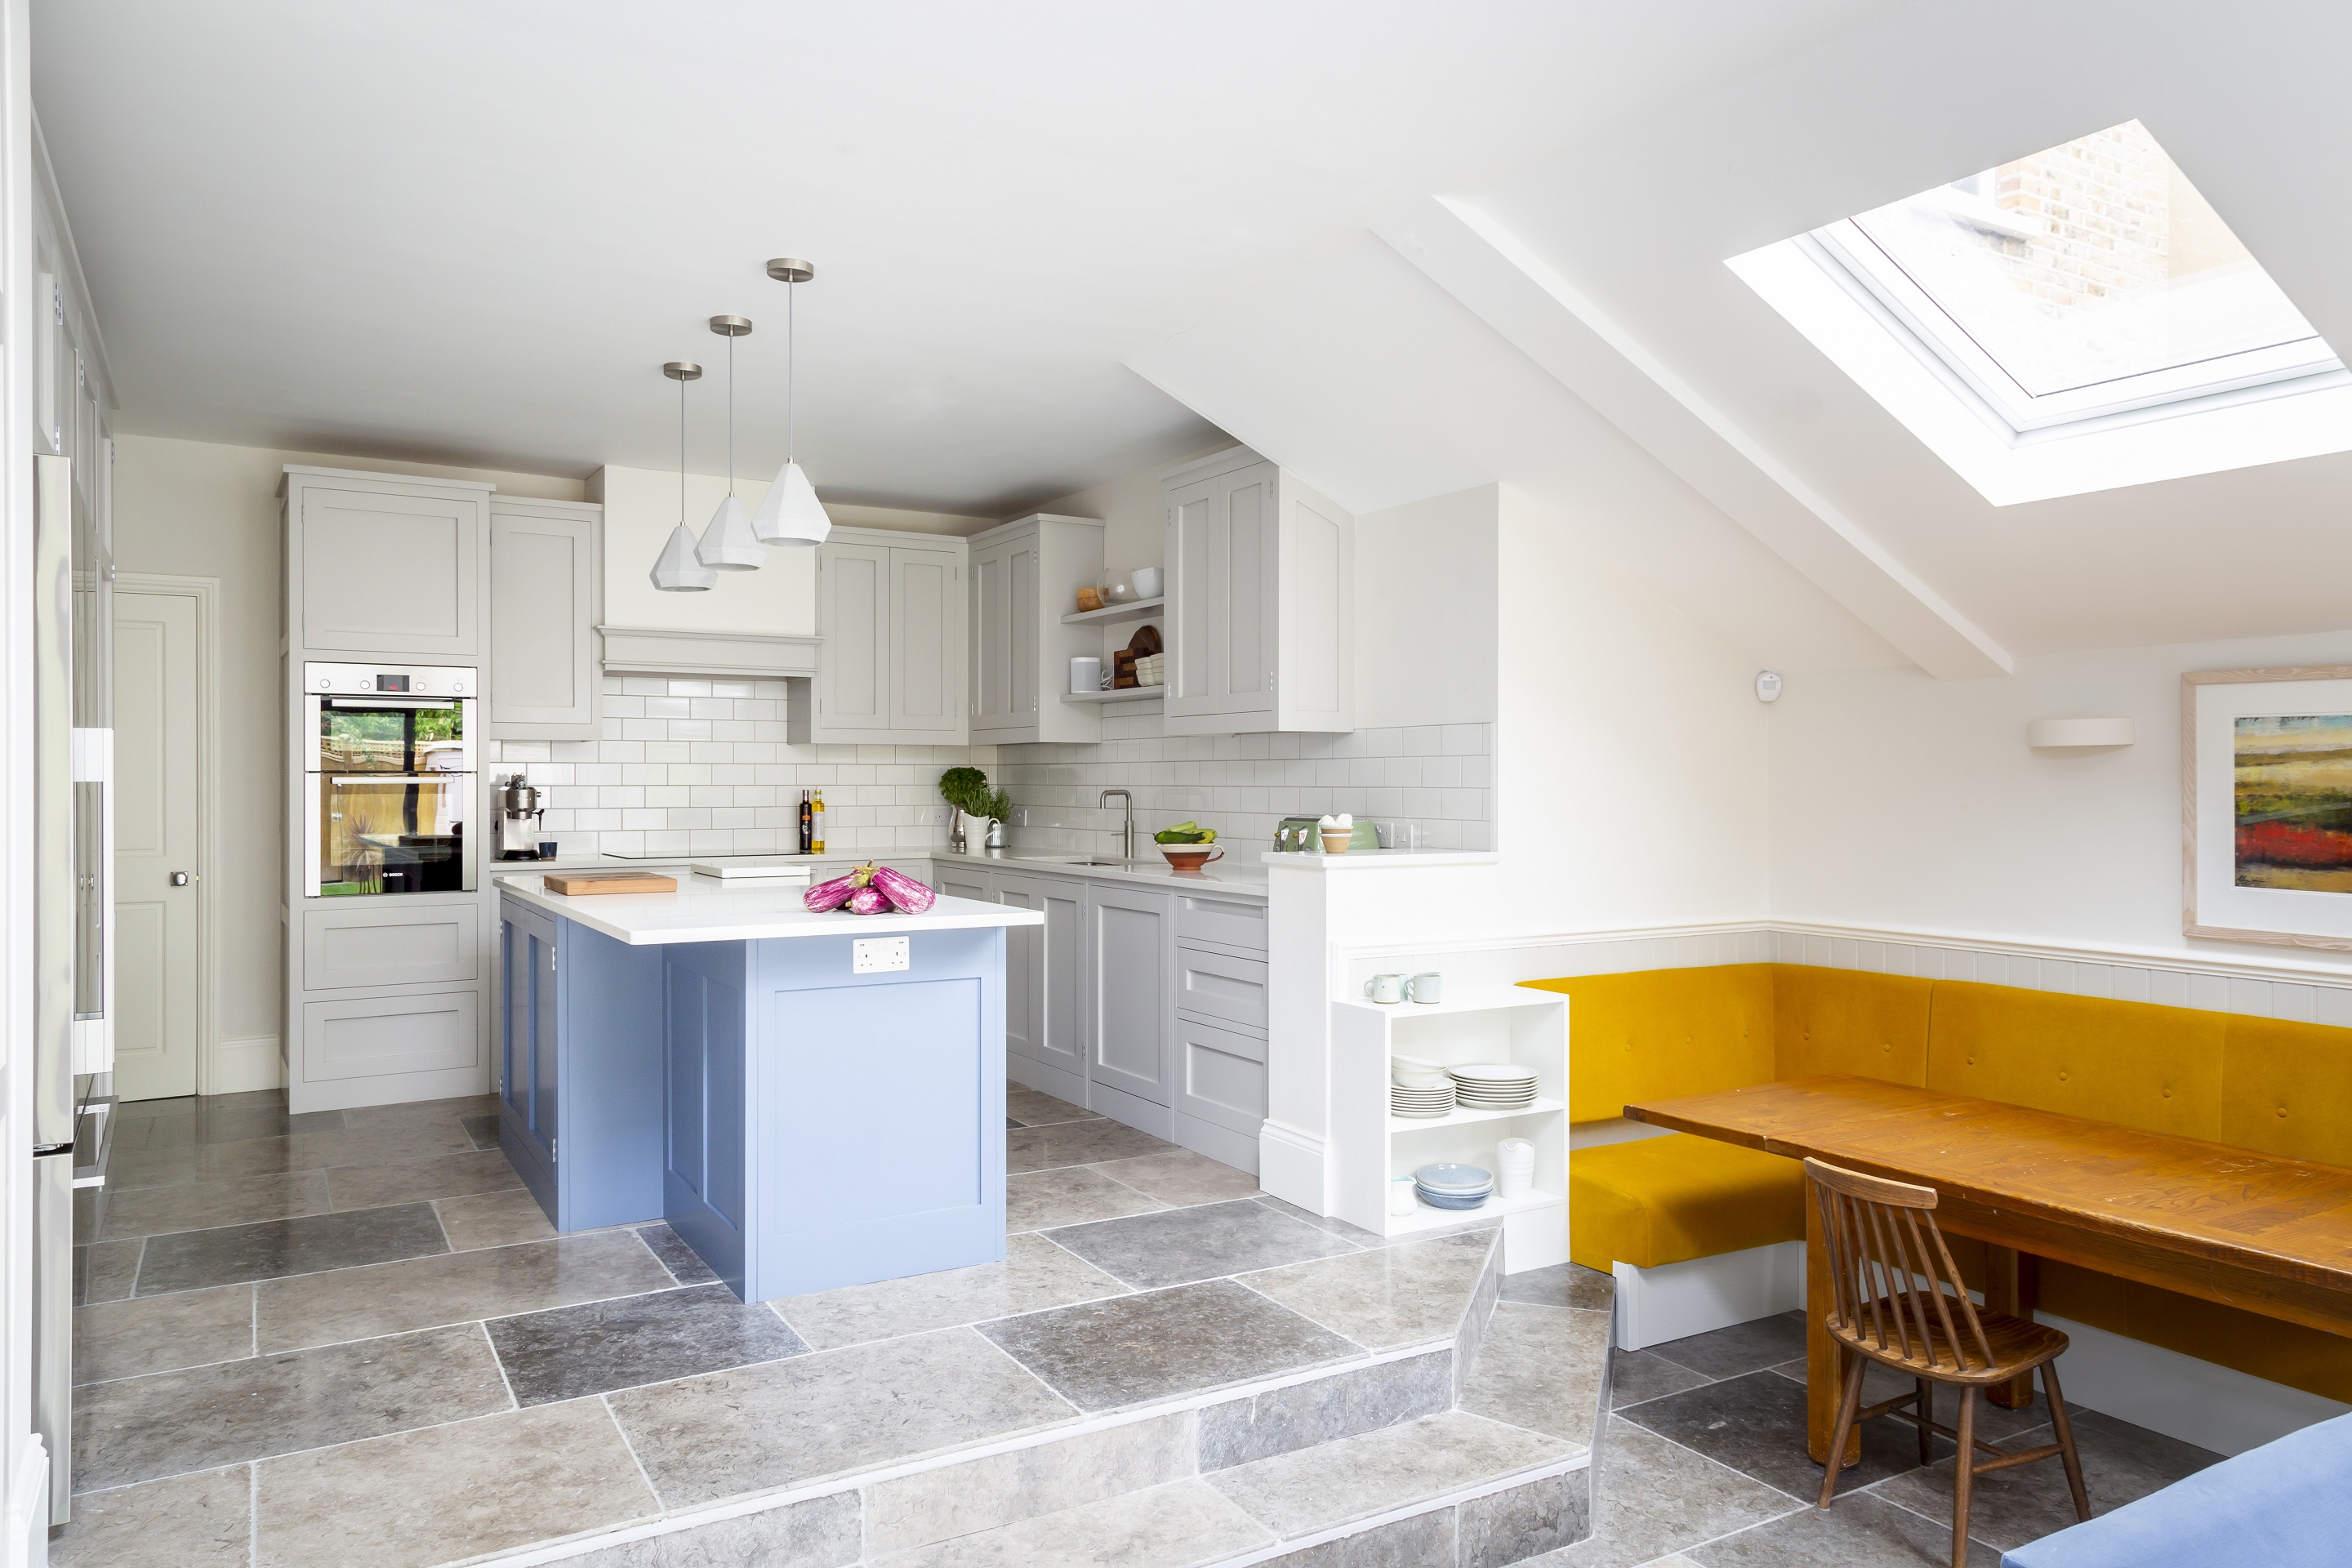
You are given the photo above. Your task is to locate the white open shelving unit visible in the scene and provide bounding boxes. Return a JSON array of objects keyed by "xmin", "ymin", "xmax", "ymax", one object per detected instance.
[{"xmin": 1330, "ymin": 985, "xmax": 1568, "ymax": 1268}]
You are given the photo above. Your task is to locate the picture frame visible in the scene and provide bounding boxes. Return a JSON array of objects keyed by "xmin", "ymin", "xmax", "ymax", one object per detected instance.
[{"xmin": 2184, "ymin": 666, "xmax": 2352, "ymax": 951}]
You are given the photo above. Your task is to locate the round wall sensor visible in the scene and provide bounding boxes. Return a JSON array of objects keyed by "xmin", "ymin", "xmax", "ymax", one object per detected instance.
[{"xmin": 1755, "ymin": 670, "xmax": 1783, "ymax": 703}]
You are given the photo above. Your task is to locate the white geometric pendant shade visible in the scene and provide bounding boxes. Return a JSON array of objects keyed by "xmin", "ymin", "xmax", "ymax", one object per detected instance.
[
  {"xmin": 651, "ymin": 521, "xmax": 718, "ymax": 591},
  {"xmin": 751, "ymin": 458, "xmax": 832, "ymax": 546},
  {"xmin": 696, "ymin": 492, "xmax": 764, "ymax": 570}
]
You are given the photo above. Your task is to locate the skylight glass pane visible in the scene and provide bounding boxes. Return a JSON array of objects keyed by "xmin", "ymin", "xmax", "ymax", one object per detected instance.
[{"xmin": 1846, "ymin": 120, "xmax": 2327, "ymax": 401}]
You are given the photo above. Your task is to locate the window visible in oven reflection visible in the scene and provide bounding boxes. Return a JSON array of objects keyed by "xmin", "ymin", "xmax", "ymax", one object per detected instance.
[{"xmin": 318, "ymin": 704, "xmax": 463, "ymax": 773}]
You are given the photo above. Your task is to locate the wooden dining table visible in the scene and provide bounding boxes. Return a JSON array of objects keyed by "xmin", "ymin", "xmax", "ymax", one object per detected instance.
[{"xmin": 1624, "ymin": 1075, "xmax": 2352, "ymax": 1465}]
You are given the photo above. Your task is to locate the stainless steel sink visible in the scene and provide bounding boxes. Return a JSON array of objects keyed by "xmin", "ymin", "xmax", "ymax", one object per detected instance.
[{"xmin": 1069, "ymin": 858, "xmax": 1140, "ymax": 867}]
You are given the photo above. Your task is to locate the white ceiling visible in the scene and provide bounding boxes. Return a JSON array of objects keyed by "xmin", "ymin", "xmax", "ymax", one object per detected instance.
[
  {"xmin": 33, "ymin": 0, "xmax": 2352, "ymax": 670},
  {"xmin": 29, "ymin": 0, "xmax": 1874, "ymax": 515}
]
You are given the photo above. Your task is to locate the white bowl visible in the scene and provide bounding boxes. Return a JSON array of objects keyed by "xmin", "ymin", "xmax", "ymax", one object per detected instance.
[
  {"xmin": 1132, "ymin": 566, "xmax": 1164, "ymax": 600},
  {"xmin": 1391, "ymin": 1054, "xmax": 1451, "ymax": 1088}
]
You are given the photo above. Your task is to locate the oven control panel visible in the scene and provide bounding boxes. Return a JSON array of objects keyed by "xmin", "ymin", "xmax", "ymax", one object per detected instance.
[{"xmin": 305, "ymin": 662, "xmax": 478, "ymax": 697}]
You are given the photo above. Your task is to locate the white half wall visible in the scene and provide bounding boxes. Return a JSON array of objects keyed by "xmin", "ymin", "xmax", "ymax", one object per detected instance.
[{"xmin": 1770, "ymin": 625, "xmax": 2352, "ymax": 976}]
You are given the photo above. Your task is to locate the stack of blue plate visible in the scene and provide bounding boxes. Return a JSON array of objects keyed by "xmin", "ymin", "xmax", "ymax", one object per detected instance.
[{"xmin": 1414, "ymin": 1162, "xmax": 1494, "ymax": 1210}]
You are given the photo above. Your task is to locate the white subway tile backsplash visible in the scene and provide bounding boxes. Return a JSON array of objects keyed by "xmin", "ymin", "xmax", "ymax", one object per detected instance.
[{"xmin": 488, "ymin": 675, "xmax": 1492, "ymax": 862}]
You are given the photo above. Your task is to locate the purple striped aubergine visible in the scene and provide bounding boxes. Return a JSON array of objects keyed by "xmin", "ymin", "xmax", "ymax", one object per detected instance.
[
  {"xmin": 845, "ymin": 884, "xmax": 890, "ymax": 915},
  {"xmin": 871, "ymin": 865, "xmax": 937, "ymax": 913},
  {"xmin": 804, "ymin": 873, "xmax": 859, "ymax": 912}
]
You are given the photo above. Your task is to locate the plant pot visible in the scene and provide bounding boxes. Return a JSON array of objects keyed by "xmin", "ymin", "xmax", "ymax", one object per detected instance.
[
  {"xmin": 959, "ymin": 811, "xmax": 993, "ymax": 856},
  {"xmin": 1161, "ymin": 847, "xmax": 1223, "ymax": 872},
  {"xmin": 1320, "ymin": 828, "xmax": 1352, "ymax": 853}
]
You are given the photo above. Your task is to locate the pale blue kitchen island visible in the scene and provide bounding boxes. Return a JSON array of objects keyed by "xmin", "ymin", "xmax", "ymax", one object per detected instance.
[{"xmin": 492, "ymin": 873, "xmax": 1043, "ymax": 1302}]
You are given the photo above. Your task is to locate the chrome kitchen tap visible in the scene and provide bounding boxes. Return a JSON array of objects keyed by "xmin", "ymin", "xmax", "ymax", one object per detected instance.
[{"xmin": 1100, "ymin": 789, "xmax": 1134, "ymax": 862}]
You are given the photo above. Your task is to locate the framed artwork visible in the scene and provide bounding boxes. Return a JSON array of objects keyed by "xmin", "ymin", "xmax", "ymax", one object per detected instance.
[{"xmin": 2185, "ymin": 666, "xmax": 2352, "ymax": 951}]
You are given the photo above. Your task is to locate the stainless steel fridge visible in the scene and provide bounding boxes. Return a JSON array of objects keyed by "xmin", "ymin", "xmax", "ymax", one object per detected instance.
[{"xmin": 34, "ymin": 448, "xmax": 109, "ymax": 1523}]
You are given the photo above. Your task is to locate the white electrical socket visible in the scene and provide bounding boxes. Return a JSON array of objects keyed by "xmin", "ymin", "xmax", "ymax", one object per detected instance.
[{"xmin": 853, "ymin": 936, "xmax": 911, "ymax": 974}]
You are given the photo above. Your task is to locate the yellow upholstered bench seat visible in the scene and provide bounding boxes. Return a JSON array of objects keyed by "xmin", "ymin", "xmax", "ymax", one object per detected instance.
[{"xmin": 1568, "ymin": 1133, "xmax": 1805, "ymax": 1273}]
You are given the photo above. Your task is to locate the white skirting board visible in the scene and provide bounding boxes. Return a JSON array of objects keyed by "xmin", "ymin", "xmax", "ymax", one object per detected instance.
[
  {"xmin": 205, "ymin": 1034, "xmax": 286, "ymax": 1095},
  {"xmin": 1257, "ymin": 1120, "xmax": 1325, "ymax": 1214},
  {"xmin": 7, "ymin": 1440, "xmax": 47, "ymax": 1568},
  {"xmin": 1611, "ymin": 1241, "xmax": 1805, "ymax": 1351},
  {"xmin": 2033, "ymin": 1312, "xmax": 2350, "ymax": 1459}
]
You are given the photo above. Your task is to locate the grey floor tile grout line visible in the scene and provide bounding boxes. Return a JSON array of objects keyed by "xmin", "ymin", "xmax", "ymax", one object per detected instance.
[
  {"xmin": 598, "ymin": 1388, "xmax": 670, "ymax": 1518},
  {"xmin": 479, "ymin": 1320, "xmax": 525, "ymax": 1414},
  {"xmin": 73, "ymin": 1274, "xmax": 714, "ymax": 1392},
  {"xmin": 247, "ymin": 1460, "xmax": 258, "ymax": 1568},
  {"xmin": 962, "ymin": 1318, "xmax": 1091, "ymax": 1421}
]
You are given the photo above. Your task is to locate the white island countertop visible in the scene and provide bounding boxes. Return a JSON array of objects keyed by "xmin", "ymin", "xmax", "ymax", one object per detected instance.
[{"xmin": 493, "ymin": 873, "xmax": 1045, "ymax": 947}]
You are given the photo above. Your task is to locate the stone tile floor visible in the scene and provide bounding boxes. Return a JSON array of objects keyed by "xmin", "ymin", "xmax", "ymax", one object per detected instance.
[
  {"xmin": 58, "ymin": 1085, "xmax": 1516, "ymax": 1567},
  {"xmin": 1518, "ymin": 1300, "xmax": 2225, "ymax": 1567}
]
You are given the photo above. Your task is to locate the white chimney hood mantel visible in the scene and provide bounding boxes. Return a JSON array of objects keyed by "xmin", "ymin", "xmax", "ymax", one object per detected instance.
[{"xmin": 597, "ymin": 624, "xmax": 822, "ymax": 679}]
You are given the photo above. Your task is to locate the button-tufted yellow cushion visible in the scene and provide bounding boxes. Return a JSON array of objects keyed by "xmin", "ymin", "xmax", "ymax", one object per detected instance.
[
  {"xmin": 1925, "ymin": 980, "xmax": 2224, "ymax": 1140},
  {"xmin": 1775, "ymin": 965, "xmax": 1931, "ymax": 1085},
  {"xmin": 2221, "ymin": 1014, "xmax": 2352, "ymax": 1168},
  {"xmin": 1569, "ymin": 1133, "xmax": 1806, "ymax": 1272},
  {"xmin": 1522, "ymin": 964, "xmax": 1775, "ymax": 1124}
]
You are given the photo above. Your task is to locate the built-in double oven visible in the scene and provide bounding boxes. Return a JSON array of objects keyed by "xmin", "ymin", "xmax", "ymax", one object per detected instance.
[{"xmin": 303, "ymin": 662, "xmax": 478, "ymax": 897}]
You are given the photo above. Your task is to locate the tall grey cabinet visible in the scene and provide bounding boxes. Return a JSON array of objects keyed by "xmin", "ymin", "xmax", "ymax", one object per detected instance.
[{"xmin": 282, "ymin": 468, "xmax": 495, "ymax": 1114}]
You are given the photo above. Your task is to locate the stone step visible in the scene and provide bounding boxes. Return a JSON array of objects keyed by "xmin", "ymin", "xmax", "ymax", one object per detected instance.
[{"xmin": 863, "ymin": 1411, "xmax": 1589, "ymax": 1568}]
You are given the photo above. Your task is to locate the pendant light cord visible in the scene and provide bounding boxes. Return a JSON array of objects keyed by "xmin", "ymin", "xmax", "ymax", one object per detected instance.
[
  {"xmin": 678, "ymin": 372, "xmax": 687, "ymax": 523},
  {"xmin": 787, "ymin": 280, "xmax": 796, "ymax": 464},
  {"xmin": 727, "ymin": 332, "xmax": 737, "ymax": 497}
]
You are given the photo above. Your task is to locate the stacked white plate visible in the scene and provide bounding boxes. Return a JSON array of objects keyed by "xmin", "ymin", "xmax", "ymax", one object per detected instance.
[
  {"xmin": 1450, "ymin": 1062, "xmax": 1539, "ymax": 1111},
  {"xmin": 1391, "ymin": 1054, "xmax": 1455, "ymax": 1118}
]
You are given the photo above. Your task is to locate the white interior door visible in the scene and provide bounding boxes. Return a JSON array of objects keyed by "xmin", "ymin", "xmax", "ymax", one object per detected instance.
[{"xmin": 113, "ymin": 589, "xmax": 201, "ymax": 1100}]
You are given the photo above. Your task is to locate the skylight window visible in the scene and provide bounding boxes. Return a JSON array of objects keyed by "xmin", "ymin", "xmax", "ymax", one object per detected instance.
[{"xmin": 1729, "ymin": 121, "xmax": 2352, "ymax": 505}]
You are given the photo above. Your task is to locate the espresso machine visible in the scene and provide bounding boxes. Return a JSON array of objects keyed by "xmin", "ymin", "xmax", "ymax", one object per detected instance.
[{"xmin": 493, "ymin": 773, "xmax": 547, "ymax": 860}]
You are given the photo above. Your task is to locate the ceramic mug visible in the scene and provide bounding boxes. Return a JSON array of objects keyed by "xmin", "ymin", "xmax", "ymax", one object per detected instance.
[
  {"xmin": 1405, "ymin": 972, "xmax": 1443, "ymax": 1005},
  {"xmin": 1364, "ymin": 973, "xmax": 1405, "ymax": 1004}
]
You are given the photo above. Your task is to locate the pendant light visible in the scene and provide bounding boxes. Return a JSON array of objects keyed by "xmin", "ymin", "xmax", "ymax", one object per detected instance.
[
  {"xmin": 751, "ymin": 258, "xmax": 833, "ymax": 546},
  {"xmin": 695, "ymin": 314, "xmax": 764, "ymax": 570},
  {"xmin": 649, "ymin": 360, "xmax": 716, "ymax": 592}
]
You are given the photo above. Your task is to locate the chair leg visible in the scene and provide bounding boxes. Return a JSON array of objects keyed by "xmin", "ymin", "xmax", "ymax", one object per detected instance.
[
  {"xmin": 1915, "ymin": 1376, "xmax": 1934, "ymax": 1465},
  {"xmin": 2041, "ymin": 1360, "xmax": 2091, "ymax": 1522},
  {"xmin": 1950, "ymin": 1385, "xmax": 1977, "ymax": 1568},
  {"xmin": 1818, "ymin": 1349, "xmax": 1867, "ymax": 1509}
]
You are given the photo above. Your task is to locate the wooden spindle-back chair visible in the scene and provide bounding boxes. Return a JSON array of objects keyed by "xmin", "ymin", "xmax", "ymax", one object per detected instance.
[{"xmin": 1806, "ymin": 1158, "xmax": 2090, "ymax": 1568}]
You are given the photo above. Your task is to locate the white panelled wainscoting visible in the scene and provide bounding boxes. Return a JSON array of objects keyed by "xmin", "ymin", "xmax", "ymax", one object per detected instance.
[
  {"xmin": 1337, "ymin": 918, "xmax": 2352, "ymax": 1459},
  {"xmin": 488, "ymin": 675, "xmax": 1495, "ymax": 864}
]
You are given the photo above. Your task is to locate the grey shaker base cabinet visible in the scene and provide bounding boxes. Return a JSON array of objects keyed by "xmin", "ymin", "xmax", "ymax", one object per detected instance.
[{"xmin": 955, "ymin": 861, "xmax": 1269, "ymax": 1175}]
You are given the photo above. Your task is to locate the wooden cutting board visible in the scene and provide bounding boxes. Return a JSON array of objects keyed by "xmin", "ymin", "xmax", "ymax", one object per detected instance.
[{"xmin": 541, "ymin": 871, "xmax": 678, "ymax": 896}]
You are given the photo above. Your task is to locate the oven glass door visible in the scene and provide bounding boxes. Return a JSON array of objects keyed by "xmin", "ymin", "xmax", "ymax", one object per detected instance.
[
  {"xmin": 316, "ymin": 772, "xmax": 470, "ymax": 896},
  {"xmin": 314, "ymin": 696, "xmax": 469, "ymax": 776}
]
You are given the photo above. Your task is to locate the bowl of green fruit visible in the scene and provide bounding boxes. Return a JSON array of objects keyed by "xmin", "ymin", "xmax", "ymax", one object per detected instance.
[{"xmin": 1153, "ymin": 821, "xmax": 1223, "ymax": 872}]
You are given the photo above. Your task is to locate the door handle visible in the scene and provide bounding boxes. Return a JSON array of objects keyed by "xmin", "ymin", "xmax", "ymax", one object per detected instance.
[{"xmin": 170, "ymin": 871, "xmax": 189, "ymax": 887}]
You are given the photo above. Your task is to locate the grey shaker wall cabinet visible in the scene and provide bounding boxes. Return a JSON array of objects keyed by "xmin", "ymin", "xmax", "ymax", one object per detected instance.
[
  {"xmin": 798, "ymin": 526, "xmax": 969, "ymax": 745},
  {"xmin": 282, "ymin": 466, "xmax": 492, "ymax": 660},
  {"xmin": 1162, "ymin": 444, "xmax": 1354, "ymax": 736},
  {"xmin": 485, "ymin": 497, "xmax": 602, "ymax": 740},
  {"xmin": 968, "ymin": 512, "xmax": 1111, "ymax": 744}
]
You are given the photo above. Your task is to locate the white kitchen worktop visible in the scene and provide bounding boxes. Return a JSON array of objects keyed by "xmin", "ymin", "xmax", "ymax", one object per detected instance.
[
  {"xmin": 493, "ymin": 874, "xmax": 1044, "ymax": 947},
  {"xmin": 548, "ymin": 848, "xmax": 1274, "ymax": 898}
]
